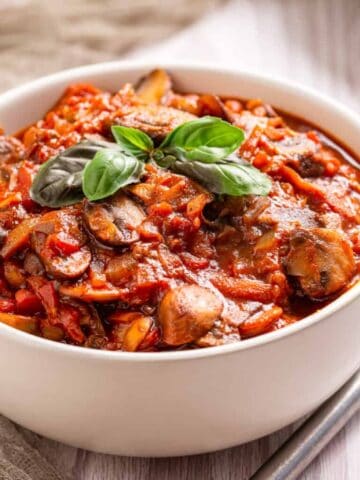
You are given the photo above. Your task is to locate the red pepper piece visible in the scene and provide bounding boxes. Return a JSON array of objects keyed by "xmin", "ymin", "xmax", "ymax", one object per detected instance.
[
  {"xmin": 15, "ymin": 289, "xmax": 43, "ymax": 315},
  {"xmin": 16, "ymin": 162, "xmax": 36, "ymax": 210},
  {"xmin": 28, "ymin": 277, "xmax": 58, "ymax": 318},
  {"xmin": 56, "ymin": 305, "xmax": 85, "ymax": 344},
  {"xmin": 47, "ymin": 232, "xmax": 81, "ymax": 255}
]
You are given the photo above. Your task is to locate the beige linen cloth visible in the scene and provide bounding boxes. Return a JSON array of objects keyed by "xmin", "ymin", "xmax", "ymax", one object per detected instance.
[
  {"xmin": 0, "ymin": 0, "xmax": 223, "ymax": 93},
  {"xmin": 0, "ymin": 0, "xmax": 358, "ymax": 478}
]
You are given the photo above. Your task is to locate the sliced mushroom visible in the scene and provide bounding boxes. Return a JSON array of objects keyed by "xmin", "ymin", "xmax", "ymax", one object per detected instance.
[
  {"xmin": 4, "ymin": 260, "xmax": 25, "ymax": 288},
  {"xmin": 158, "ymin": 285, "xmax": 223, "ymax": 346},
  {"xmin": 198, "ymin": 94, "xmax": 234, "ymax": 122},
  {"xmin": 136, "ymin": 69, "xmax": 172, "ymax": 104},
  {"xmin": 105, "ymin": 252, "xmax": 137, "ymax": 286},
  {"xmin": 84, "ymin": 192, "xmax": 145, "ymax": 246},
  {"xmin": 285, "ymin": 228, "xmax": 355, "ymax": 299},
  {"xmin": 277, "ymin": 134, "xmax": 324, "ymax": 178},
  {"xmin": 76, "ymin": 302, "xmax": 106, "ymax": 337},
  {"xmin": 23, "ymin": 251, "xmax": 44, "ymax": 275},
  {"xmin": 295, "ymin": 155, "xmax": 325, "ymax": 178},
  {"xmin": 0, "ymin": 135, "xmax": 26, "ymax": 164},
  {"xmin": 31, "ymin": 210, "xmax": 91, "ymax": 279},
  {"xmin": 122, "ymin": 315, "xmax": 153, "ymax": 352},
  {"xmin": 43, "ymin": 249, "xmax": 90, "ymax": 280},
  {"xmin": 1, "ymin": 217, "xmax": 39, "ymax": 260},
  {"xmin": 115, "ymin": 105, "xmax": 196, "ymax": 141}
]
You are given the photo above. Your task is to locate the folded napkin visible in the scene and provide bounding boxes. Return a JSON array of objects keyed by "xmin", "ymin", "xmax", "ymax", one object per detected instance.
[
  {"xmin": 0, "ymin": 0, "xmax": 223, "ymax": 93},
  {"xmin": 0, "ymin": 417, "xmax": 63, "ymax": 480}
]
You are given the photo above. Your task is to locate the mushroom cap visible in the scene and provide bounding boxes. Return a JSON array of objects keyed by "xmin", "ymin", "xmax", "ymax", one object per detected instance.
[{"xmin": 158, "ymin": 285, "xmax": 223, "ymax": 346}]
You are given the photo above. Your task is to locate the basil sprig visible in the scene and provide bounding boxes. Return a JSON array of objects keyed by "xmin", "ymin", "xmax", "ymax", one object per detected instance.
[{"xmin": 30, "ymin": 116, "xmax": 271, "ymax": 207}]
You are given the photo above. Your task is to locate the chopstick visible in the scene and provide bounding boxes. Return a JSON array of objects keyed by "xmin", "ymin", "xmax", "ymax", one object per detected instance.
[{"xmin": 250, "ymin": 369, "xmax": 360, "ymax": 480}]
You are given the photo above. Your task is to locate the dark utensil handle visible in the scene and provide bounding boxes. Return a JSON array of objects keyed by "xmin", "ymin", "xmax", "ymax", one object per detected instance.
[{"xmin": 250, "ymin": 369, "xmax": 360, "ymax": 480}]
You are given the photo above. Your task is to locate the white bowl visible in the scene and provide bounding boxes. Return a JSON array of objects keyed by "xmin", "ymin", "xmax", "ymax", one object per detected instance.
[{"xmin": 0, "ymin": 62, "xmax": 359, "ymax": 457}]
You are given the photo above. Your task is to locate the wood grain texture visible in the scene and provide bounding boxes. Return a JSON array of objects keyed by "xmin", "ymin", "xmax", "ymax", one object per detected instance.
[
  {"xmin": 1, "ymin": 0, "xmax": 359, "ymax": 478},
  {"xmin": 20, "ymin": 412, "xmax": 360, "ymax": 479}
]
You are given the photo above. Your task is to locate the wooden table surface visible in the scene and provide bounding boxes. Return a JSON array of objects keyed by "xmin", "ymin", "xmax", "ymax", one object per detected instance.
[
  {"xmin": 1, "ymin": 0, "xmax": 359, "ymax": 478},
  {"xmin": 22, "ymin": 412, "xmax": 360, "ymax": 479}
]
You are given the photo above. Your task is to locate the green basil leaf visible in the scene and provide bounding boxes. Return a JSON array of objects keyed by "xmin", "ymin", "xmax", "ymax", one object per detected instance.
[
  {"xmin": 160, "ymin": 116, "xmax": 245, "ymax": 163},
  {"xmin": 170, "ymin": 160, "xmax": 272, "ymax": 196},
  {"xmin": 111, "ymin": 125, "xmax": 153, "ymax": 160},
  {"xmin": 30, "ymin": 140, "xmax": 118, "ymax": 207},
  {"xmin": 82, "ymin": 149, "xmax": 144, "ymax": 201}
]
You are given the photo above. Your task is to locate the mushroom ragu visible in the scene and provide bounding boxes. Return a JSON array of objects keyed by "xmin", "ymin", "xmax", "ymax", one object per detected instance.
[{"xmin": 0, "ymin": 69, "xmax": 359, "ymax": 352}]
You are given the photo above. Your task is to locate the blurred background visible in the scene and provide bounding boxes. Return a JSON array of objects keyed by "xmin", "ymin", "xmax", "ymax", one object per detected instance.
[
  {"xmin": 0, "ymin": 0, "xmax": 225, "ymax": 92},
  {"xmin": 0, "ymin": 0, "xmax": 358, "ymax": 108}
]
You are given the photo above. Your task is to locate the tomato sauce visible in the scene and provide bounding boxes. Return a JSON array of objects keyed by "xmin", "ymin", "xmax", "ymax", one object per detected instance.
[{"xmin": 0, "ymin": 69, "xmax": 359, "ymax": 351}]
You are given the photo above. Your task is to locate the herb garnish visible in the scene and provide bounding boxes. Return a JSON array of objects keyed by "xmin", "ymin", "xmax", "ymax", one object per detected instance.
[{"xmin": 30, "ymin": 116, "xmax": 271, "ymax": 207}]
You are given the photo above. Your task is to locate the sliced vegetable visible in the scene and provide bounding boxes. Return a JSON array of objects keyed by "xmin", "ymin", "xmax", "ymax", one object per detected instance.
[
  {"xmin": 4, "ymin": 260, "xmax": 25, "ymax": 288},
  {"xmin": 105, "ymin": 253, "xmax": 137, "ymax": 285},
  {"xmin": 55, "ymin": 305, "xmax": 85, "ymax": 344},
  {"xmin": 198, "ymin": 94, "xmax": 233, "ymax": 120},
  {"xmin": 285, "ymin": 228, "xmax": 355, "ymax": 299},
  {"xmin": 136, "ymin": 68, "xmax": 172, "ymax": 104},
  {"xmin": 40, "ymin": 319, "xmax": 64, "ymax": 341},
  {"xmin": 122, "ymin": 316, "xmax": 153, "ymax": 352},
  {"xmin": 15, "ymin": 289, "xmax": 43, "ymax": 315},
  {"xmin": 108, "ymin": 311, "xmax": 142, "ymax": 324},
  {"xmin": 59, "ymin": 284, "xmax": 126, "ymax": 302},
  {"xmin": 84, "ymin": 193, "xmax": 145, "ymax": 246},
  {"xmin": 28, "ymin": 277, "xmax": 58, "ymax": 317},
  {"xmin": 239, "ymin": 306, "xmax": 283, "ymax": 338},
  {"xmin": 211, "ymin": 275, "xmax": 273, "ymax": 302},
  {"xmin": 0, "ymin": 217, "xmax": 39, "ymax": 260},
  {"xmin": 0, "ymin": 311, "xmax": 38, "ymax": 334},
  {"xmin": 158, "ymin": 285, "xmax": 223, "ymax": 346},
  {"xmin": 31, "ymin": 211, "xmax": 91, "ymax": 279}
]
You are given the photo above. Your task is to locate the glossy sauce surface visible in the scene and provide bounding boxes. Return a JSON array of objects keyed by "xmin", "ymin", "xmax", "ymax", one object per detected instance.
[{"xmin": 0, "ymin": 69, "xmax": 359, "ymax": 351}]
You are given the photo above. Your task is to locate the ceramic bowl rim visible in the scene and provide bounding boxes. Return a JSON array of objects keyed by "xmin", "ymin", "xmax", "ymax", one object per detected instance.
[{"xmin": 0, "ymin": 60, "xmax": 359, "ymax": 363}]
